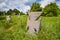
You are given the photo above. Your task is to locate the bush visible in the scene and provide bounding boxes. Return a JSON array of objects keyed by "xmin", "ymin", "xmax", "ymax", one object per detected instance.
[
  {"xmin": 46, "ymin": 12, "xmax": 53, "ymax": 17},
  {"xmin": 0, "ymin": 16, "xmax": 6, "ymax": 20},
  {"xmin": 42, "ymin": 3, "xmax": 59, "ymax": 17}
]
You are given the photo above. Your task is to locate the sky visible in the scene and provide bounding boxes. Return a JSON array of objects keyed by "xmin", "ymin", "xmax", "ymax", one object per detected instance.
[{"xmin": 0, "ymin": 0, "xmax": 60, "ymax": 13}]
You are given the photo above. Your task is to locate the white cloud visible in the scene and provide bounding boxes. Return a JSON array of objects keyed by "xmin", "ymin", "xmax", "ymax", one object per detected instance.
[
  {"xmin": 19, "ymin": 4, "xmax": 30, "ymax": 13},
  {"xmin": 22, "ymin": 5, "xmax": 30, "ymax": 13},
  {"xmin": 0, "ymin": 0, "xmax": 60, "ymax": 13},
  {"xmin": 7, "ymin": 0, "xmax": 30, "ymax": 13},
  {"xmin": 0, "ymin": 2, "xmax": 6, "ymax": 7},
  {"xmin": 0, "ymin": 0, "xmax": 32, "ymax": 13},
  {"xmin": 56, "ymin": 1, "xmax": 60, "ymax": 7},
  {"xmin": 22, "ymin": 0, "xmax": 29, "ymax": 3},
  {"xmin": 40, "ymin": 0, "xmax": 55, "ymax": 8}
]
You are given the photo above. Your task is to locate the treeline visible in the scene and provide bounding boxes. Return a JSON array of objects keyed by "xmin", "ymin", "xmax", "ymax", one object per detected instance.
[
  {"xmin": 30, "ymin": 2, "xmax": 60, "ymax": 17},
  {"xmin": 42, "ymin": 3, "xmax": 60, "ymax": 16},
  {"xmin": 0, "ymin": 9, "xmax": 25, "ymax": 16},
  {"xmin": 0, "ymin": 2, "xmax": 60, "ymax": 17}
]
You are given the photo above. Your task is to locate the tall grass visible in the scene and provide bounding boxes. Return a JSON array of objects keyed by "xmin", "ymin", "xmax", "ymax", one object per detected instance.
[
  {"xmin": 37, "ymin": 16, "xmax": 59, "ymax": 40},
  {"xmin": 0, "ymin": 15, "xmax": 60, "ymax": 40}
]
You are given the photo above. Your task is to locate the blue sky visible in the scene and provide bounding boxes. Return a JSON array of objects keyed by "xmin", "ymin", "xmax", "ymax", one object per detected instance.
[{"xmin": 0, "ymin": 0, "xmax": 60, "ymax": 13}]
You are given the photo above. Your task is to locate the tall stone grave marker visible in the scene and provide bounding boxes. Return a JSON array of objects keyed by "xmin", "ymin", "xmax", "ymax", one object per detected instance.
[{"xmin": 26, "ymin": 12, "xmax": 42, "ymax": 34}]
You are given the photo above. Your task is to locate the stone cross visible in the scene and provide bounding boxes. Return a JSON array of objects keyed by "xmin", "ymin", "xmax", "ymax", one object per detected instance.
[{"xmin": 26, "ymin": 12, "xmax": 42, "ymax": 34}]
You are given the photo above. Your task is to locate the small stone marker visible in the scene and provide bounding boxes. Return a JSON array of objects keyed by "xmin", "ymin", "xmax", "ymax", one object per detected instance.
[
  {"xmin": 6, "ymin": 15, "xmax": 11, "ymax": 21},
  {"xmin": 26, "ymin": 12, "xmax": 42, "ymax": 34}
]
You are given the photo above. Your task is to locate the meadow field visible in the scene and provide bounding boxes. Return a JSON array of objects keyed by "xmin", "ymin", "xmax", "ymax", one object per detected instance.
[{"xmin": 0, "ymin": 15, "xmax": 60, "ymax": 40}]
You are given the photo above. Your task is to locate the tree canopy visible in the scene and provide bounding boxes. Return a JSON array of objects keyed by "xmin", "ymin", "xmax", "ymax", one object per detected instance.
[
  {"xmin": 6, "ymin": 9, "xmax": 25, "ymax": 15},
  {"xmin": 30, "ymin": 2, "xmax": 42, "ymax": 12},
  {"xmin": 42, "ymin": 3, "xmax": 59, "ymax": 16},
  {"xmin": 7, "ymin": 9, "xmax": 13, "ymax": 15}
]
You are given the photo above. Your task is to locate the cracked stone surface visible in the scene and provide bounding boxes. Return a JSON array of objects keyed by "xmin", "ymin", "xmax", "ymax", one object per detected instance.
[{"xmin": 26, "ymin": 12, "xmax": 42, "ymax": 34}]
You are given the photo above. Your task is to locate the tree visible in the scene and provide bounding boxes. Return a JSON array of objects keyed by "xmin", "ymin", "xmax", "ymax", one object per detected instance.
[
  {"xmin": 13, "ymin": 9, "xmax": 20, "ymax": 15},
  {"xmin": 42, "ymin": 3, "xmax": 59, "ymax": 16},
  {"xmin": 20, "ymin": 12, "xmax": 25, "ymax": 15},
  {"xmin": 30, "ymin": 2, "xmax": 42, "ymax": 12},
  {"xmin": 7, "ymin": 9, "xmax": 13, "ymax": 15},
  {"xmin": 26, "ymin": 10, "xmax": 30, "ymax": 15},
  {"xmin": 0, "ymin": 11, "xmax": 3, "ymax": 15},
  {"xmin": 0, "ymin": 11, "xmax": 6, "ymax": 15},
  {"xmin": 6, "ymin": 9, "xmax": 20, "ymax": 15},
  {"xmin": 6, "ymin": 8, "xmax": 25, "ymax": 15},
  {"xmin": 57, "ymin": 8, "xmax": 60, "ymax": 15}
]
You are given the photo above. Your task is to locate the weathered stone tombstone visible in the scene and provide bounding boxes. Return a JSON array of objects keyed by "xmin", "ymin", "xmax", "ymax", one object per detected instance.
[
  {"xmin": 18, "ymin": 13, "xmax": 20, "ymax": 18},
  {"xmin": 6, "ymin": 15, "xmax": 11, "ymax": 21},
  {"xmin": 26, "ymin": 12, "xmax": 42, "ymax": 34}
]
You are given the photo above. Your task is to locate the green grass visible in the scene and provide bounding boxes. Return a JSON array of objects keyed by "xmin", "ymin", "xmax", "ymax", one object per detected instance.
[
  {"xmin": 0, "ymin": 15, "xmax": 60, "ymax": 40},
  {"xmin": 38, "ymin": 16, "xmax": 60, "ymax": 40}
]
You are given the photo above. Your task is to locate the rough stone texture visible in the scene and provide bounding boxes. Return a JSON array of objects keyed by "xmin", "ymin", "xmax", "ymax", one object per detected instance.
[
  {"xmin": 6, "ymin": 16, "xmax": 11, "ymax": 21},
  {"xmin": 26, "ymin": 12, "xmax": 42, "ymax": 34}
]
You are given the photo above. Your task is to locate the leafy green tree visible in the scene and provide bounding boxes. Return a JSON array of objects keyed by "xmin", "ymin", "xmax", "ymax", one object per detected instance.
[
  {"xmin": 20, "ymin": 12, "xmax": 25, "ymax": 15},
  {"xmin": 6, "ymin": 9, "xmax": 20, "ymax": 15},
  {"xmin": 0, "ymin": 11, "xmax": 3, "ymax": 15},
  {"xmin": 6, "ymin": 8, "xmax": 26, "ymax": 15},
  {"xmin": 57, "ymin": 8, "xmax": 60, "ymax": 15},
  {"xmin": 26, "ymin": 10, "xmax": 29, "ymax": 15},
  {"xmin": 30, "ymin": 2, "xmax": 42, "ymax": 12},
  {"xmin": 13, "ymin": 9, "xmax": 20, "ymax": 15},
  {"xmin": 13, "ymin": 9, "xmax": 25, "ymax": 15},
  {"xmin": 0, "ymin": 11, "xmax": 6, "ymax": 15},
  {"xmin": 42, "ymin": 3, "xmax": 59, "ymax": 16},
  {"xmin": 7, "ymin": 9, "xmax": 13, "ymax": 15}
]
